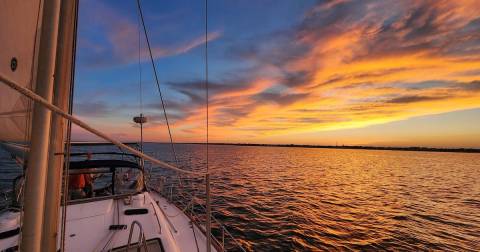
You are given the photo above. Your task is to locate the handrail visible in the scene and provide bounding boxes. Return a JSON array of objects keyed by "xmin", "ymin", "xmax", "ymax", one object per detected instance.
[
  {"xmin": 163, "ymin": 188, "xmax": 245, "ymax": 251},
  {"xmin": 69, "ymin": 152, "xmax": 138, "ymax": 158},
  {"xmin": 66, "ymin": 192, "xmax": 137, "ymax": 205},
  {"xmin": 0, "ymin": 74, "xmax": 205, "ymax": 176},
  {"xmin": 149, "ymin": 202, "xmax": 162, "ymax": 234},
  {"xmin": 127, "ymin": 220, "xmax": 149, "ymax": 252},
  {"xmin": 156, "ymin": 202, "xmax": 178, "ymax": 233}
]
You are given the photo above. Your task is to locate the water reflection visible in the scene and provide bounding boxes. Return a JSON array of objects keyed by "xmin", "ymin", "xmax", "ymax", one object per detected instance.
[
  {"xmin": 147, "ymin": 143, "xmax": 480, "ymax": 251},
  {"xmin": 1, "ymin": 144, "xmax": 479, "ymax": 251}
]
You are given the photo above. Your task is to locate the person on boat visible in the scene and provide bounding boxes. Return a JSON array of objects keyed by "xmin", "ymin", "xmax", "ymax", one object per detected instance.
[
  {"xmin": 69, "ymin": 174, "xmax": 86, "ymax": 200},
  {"xmin": 69, "ymin": 174, "xmax": 98, "ymax": 199},
  {"xmin": 83, "ymin": 173, "xmax": 94, "ymax": 198},
  {"xmin": 69, "ymin": 153, "xmax": 95, "ymax": 199},
  {"xmin": 83, "ymin": 152, "xmax": 94, "ymax": 197}
]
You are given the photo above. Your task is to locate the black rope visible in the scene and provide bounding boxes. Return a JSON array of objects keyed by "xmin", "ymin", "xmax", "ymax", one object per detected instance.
[{"xmin": 136, "ymin": 0, "xmax": 179, "ymax": 166}]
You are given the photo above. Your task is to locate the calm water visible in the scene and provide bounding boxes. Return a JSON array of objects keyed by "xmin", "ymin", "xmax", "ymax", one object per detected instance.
[{"xmin": 1, "ymin": 144, "xmax": 480, "ymax": 251}]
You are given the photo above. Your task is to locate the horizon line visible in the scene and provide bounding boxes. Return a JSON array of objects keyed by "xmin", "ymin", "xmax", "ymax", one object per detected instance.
[{"xmin": 70, "ymin": 141, "xmax": 480, "ymax": 153}]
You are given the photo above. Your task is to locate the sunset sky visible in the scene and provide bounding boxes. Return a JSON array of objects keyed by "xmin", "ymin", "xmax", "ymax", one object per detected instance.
[{"xmin": 73, "ymin": 0, "xmax": 480, "ymax": 148}]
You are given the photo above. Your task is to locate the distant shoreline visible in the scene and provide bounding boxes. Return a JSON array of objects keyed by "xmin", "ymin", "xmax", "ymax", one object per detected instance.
[
  {"xmin": 179, "ymin": 142, "xmax": 480, "ymax": 153},
  {"xmin": 72, "ymin": 141, "xmax": 480, "ymax": 153}
]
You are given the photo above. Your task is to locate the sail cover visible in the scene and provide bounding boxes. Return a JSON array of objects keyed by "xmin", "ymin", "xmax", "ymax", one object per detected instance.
[{"xmin": 0, "ymin": 0, "xmax": 42, "ymax": 142}]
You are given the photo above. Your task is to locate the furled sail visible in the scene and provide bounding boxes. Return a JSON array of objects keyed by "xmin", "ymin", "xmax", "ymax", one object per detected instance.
[{"xmin": 0, "ymin": 0, "xmax": 42, "ymax": 142}]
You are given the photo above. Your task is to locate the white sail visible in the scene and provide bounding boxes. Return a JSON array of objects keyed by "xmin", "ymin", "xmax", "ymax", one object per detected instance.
[{"xmin": 0, "ymin": 0, "xmax": 41, "ymax": 142}]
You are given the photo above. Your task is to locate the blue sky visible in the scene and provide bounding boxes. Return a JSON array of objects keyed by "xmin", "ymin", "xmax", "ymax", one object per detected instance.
[{"xmin": 72, "ymin": 0, "xmax": 480, "ymax": 147}]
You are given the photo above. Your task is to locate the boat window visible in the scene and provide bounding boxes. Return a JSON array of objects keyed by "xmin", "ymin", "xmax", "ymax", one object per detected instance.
[
  {"xmin": 114, "ymin": 167, "xmax": 143, "ymax": 195},
  {"xmin": 68, "ymin": 171, "xmax": 112, "ymax": 200},
  {"xmin": 68, "ymin": 167, "xmax": 143, "ymax": 201}
]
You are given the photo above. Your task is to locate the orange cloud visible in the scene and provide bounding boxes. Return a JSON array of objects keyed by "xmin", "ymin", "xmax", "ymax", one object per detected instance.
[
  {"xmin": 75, "ymin": 0, "xmax": 480, "ymax": 146},
  {"xmin": 184, "ymin": 0, "xmax": 480, "ymax": 143}
]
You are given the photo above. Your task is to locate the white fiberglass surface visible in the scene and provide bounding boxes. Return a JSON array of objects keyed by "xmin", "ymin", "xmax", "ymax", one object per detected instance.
[{"xmin": 0, "ymin": 192, "xmax": 216, "ymax": 251}]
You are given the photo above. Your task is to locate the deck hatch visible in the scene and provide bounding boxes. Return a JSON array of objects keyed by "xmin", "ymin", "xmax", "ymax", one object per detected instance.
[
  {"xmin": 0, "ymin": 227, "xmax": 20, "ymax": 239},
  {"xmin": 111, "ymin": 238, "xmax": 164, "ymax": 252},
  {"xmin": 124, "ymin": 208, "xmax": 149, "ymax": 215}
]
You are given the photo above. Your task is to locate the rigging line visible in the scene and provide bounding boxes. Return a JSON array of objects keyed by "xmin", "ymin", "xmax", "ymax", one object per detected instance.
[
  {"xmin": 189, "ymin": 198, "xmax": 200, "ymax": 252},
  {"xmin": 137, "ymin": 4, "xmax": 144, "ymax": 154},
  {"xmin": 136, "ymin": 0, "xmax": 180, "ymax": 166},
  {"xmin": 205, "ymin": 0, "xmax": 209, "ymax": 175},
  {"xmin": 135, "ymin": 0, "xmax": 187, "ymax": 202},
  {"xmin": 164, "ymin": 191, "xmax": 197, "ymax": 218},
  {"xmin": 61, "ymin": 1, "xmax": 79, "ymax": 251},
  {"xmin": 0, "ymin": 73, "xmax": 205, "ymax": 176},
  {"xmin": 204, "ymin": 2, "xmax": 212, "ymax": 252},
  {"xmin": 138, "ymin": 10, "xmax": 143, "ymax": 114}
]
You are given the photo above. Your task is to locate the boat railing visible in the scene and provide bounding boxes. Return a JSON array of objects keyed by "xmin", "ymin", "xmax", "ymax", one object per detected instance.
[
  {"xmin": 148, "ymin": 175, "xmax": 246, "ymax": 252},
  {"xmin": 0, "ymin": 76, "xmax": 225, "ymax": 252},
  {"xmin": 69, "ymin": 151, "xmax": 141, "ymax": 164}
]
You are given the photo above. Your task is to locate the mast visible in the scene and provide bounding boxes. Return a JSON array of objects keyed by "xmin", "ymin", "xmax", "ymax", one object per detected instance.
[
  {"xmin": 21, "ymin": 0, "xmax": 62, "ymax": 251},
  {"xmin": 42, "ymin": 0, "xmax": 78, "ymax": 250}
]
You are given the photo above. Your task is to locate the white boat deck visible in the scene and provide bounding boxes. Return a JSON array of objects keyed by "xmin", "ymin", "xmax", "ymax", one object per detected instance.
[
  {"xmin": 0, "ymin": 191, "xmax": 217, "ymax": 252},
  {"xmin": 150, "ymin": 192, "xmax": 218, "ymax": 252}
]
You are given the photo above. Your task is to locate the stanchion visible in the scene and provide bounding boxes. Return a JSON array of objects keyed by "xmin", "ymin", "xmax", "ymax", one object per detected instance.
[{"xmin": 206, "ymin": 173, "xmax": 212, "ymax": 252}]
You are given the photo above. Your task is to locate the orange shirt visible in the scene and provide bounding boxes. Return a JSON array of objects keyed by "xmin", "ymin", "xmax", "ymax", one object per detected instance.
[{"xmin": 69, "ymin": 174, "xmax": 85, "ymax": 189}]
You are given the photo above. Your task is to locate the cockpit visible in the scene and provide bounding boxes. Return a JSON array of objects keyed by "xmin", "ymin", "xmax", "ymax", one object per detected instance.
[
  {"xmin": 9, "ymin": 151, "xmax": 146, "ymax": 206},
  {"xmin": 67, "ymin": 159, "xmax": 144, "ymax": 201}
]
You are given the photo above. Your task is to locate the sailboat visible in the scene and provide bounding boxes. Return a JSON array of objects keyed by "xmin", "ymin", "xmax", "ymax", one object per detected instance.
[{"xmin": 0, "ymin": 0, "xmax": 244, "ymax": 251}]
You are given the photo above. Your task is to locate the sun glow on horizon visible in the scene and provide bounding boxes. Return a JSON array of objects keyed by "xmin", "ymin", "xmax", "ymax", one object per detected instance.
[{"xmin": 72, "ymin": 0, "xmax": 480, "ymax": 148}]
